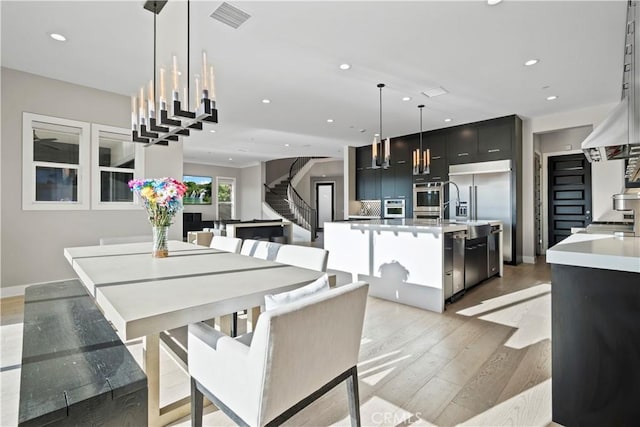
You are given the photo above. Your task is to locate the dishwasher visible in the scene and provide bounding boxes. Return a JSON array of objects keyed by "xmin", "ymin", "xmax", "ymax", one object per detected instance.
[
  {"xmin": 488, "ymin": 225, "xmax": 502, "ymax": 278},
  {"xmin": 444, "ymin": 231, "xmax": 466, "ymax": 301},
  {"xmin": 464, "ymin": 224, "xmax": 490, "ymax": 290}
]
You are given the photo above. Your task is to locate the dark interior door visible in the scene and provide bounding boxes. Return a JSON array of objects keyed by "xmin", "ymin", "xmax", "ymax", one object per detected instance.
[{"xmin": 548, "ymin": 154, "xmax": 592, "ymax": 247}]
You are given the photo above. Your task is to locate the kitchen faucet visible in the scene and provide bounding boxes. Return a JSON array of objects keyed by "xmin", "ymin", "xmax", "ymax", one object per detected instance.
[{"xmin": 441, "ymin": 180, "xmax": 461, "ymax": 211}]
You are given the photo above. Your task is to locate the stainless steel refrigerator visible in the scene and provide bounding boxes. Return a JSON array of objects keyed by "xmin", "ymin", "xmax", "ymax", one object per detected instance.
[{"xmin": 447, "ymin": 160, "xmax": 513, "ymax": 263}]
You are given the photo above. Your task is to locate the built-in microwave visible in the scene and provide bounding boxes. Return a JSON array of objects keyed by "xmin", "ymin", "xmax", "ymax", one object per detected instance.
[
  {"xmin": 413, "ymin": 183, "xmax": 443, "ymax": 219},
  {"xmin": 383, "ymin": 199, "xmax": 406, "ymax": 218}
]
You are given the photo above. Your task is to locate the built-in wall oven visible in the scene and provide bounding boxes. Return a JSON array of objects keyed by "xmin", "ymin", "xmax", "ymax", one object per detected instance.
[
  {"xmin": 383, "ymin": 199, "xmax": 406, "ymax": 218},
  {"xmin": 413, "ymin": 183, "xmax": 443, "ymax": 219}
]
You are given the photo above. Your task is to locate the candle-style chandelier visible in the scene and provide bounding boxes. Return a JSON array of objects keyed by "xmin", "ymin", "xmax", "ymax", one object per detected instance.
[
  {"xmin": 131, "ymin": 0, "xmax": 218, "ymax": 146},
  {"xmin": 372, "ymin": 83, "xmax": 390, "ymax": 169},
  {"xmin": 413, "ymin": 104, "xmax": 430, "ymax": 175}
]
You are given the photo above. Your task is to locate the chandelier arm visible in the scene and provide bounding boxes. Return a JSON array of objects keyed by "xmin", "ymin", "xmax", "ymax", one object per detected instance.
[{"xmin": 154, "ymin": 10, "xmax": 157, "ymax": 109}]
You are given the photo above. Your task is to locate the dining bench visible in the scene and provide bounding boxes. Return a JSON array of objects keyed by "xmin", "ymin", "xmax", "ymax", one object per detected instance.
[{"xmin": 18, "ymin": 280, "xmax": 147, "ymax": 427}]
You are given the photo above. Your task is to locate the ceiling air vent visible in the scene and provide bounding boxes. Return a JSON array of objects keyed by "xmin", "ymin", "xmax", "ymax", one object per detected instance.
[{"xmin": 210, "ymin": 2, "xmax": 251, "ymax": 29}]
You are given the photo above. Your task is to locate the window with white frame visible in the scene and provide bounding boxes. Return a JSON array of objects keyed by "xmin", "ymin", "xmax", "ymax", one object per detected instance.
[
  {"xmin": 22, "ymin": 113, "xmax": 91, "ymax": 210},
  {"xmin": 91, "ymin": 124, "xmax": 144, "ymax": 209},
  {"xmin": 217, "ymin": 177, "xmax": 235, "ymax": 220}
]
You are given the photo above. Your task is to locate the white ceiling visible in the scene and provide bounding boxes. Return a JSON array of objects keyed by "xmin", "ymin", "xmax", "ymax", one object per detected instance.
[{"xmin": 1, "ymin": 0, "xmax": 627, "ymax": 168}]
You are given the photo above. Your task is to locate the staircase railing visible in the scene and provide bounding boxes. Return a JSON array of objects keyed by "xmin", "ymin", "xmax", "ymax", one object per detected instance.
[{"xmin": 287, "ymin": 157, "xmax": 317, "ymax": 239}]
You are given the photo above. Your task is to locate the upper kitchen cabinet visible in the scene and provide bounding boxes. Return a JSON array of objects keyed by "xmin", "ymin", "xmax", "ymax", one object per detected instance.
[
  {"xmin": 355, "ymin": 145, "xmax": 380, "ymax": 200},
  {"xmin": 477, "ymin": 118, "xmax": 513, "ymax": 161},
  {"xmin": 423, "ymin": 131, "xmax": 447, "ymax": 161},
  {"xmin": 447, "ymin": 125, "xmax": 478, "ymax": 164},
  {"xmin": 381, "ymin": 137, "xmax": 413, "ymax": 200}
]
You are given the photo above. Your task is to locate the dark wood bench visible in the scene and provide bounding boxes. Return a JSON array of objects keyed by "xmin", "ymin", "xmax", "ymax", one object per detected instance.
[{"xmin": 18, "ymin": 280, "xmax": 147, "ymax": 427}]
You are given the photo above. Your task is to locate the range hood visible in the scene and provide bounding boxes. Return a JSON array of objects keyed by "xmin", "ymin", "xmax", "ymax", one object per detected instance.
[{"xmin": 582, "ymin": 1, "xmax": 640, "ymax": 182}]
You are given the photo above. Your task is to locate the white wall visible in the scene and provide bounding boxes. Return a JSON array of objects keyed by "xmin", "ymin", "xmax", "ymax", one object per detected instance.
[
  {"xmin": 1, "ymin": 68, "xmax": 183, "ymax": 292},
  {"xmin": 183, "ymin": 162, "xmax": 242, "ymax": 220},
  {"xmin": 522, "ymin": 102, "xmax": 623, "ymax": 262},
  {"xmin": 240, "ymin": 164, "xmax": 263, "ymax": 220},
  {"xmin": 296, "ymin": 160, "xmax": 343, "ymax": 201}
]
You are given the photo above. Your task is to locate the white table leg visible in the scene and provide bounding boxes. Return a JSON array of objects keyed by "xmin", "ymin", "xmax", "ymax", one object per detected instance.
[
  {"xmin": 144, "ymin": 333, "xmax": 191, "ymax": 427},
  {"xmin": 248, "ymin": 306, "xmax": 261, "ymax": 332}
]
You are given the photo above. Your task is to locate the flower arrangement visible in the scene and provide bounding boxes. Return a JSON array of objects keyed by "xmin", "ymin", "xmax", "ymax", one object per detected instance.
[{"xmin": 128, "ymin": 178, "xmax": 188, "ymax": 227}]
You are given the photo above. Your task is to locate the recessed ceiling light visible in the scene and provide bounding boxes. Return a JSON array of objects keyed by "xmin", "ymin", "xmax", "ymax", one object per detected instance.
[
  {"xmin": 524, "ymin": 59, "xmax": 539, "ymax": 66},
  {"xmin": 487, "ymin": 0, "xmax": 503, "ymax": 5},
  {"xmin": 444, "ymin": 118, "xmax": 452, "ymax": 122},
  {"xmin": 209, "ymin": 129, "xmax": 216, "ymax": 133},
  {"xmin": 262, "ymin": 99, "xmax": 271, "ymax": 104},
  {"xmin": 284, "ymin": 143, "xmax": 290, "ymax": 147},
  {"xmin": 49, "ymin": 33, "xmax": 66, "ymax": 42},
  {"xmin": 402, "ymin": 97, "xmax": 412, "ymax": 101},
  {"xmin": 374, "ymin": 133, "xmax": 380, "ymax": 137},
  {"xmin": 228, "ymin": 157, "xmax": 233, "ymax": 161},
  {"xmin": 178, "ymin": 71, "xmax": 182, "ymax": 76},
  {"xmin": 327, "ymin": 119, "xmax": 334, "ymax": 123},
  {"xmin": 546, "ymin": 95, "xmax": 558, "ymax": 101},
  {"xmin": 339, "ymin": 63, "xmax": 351, "ymax": 70}
]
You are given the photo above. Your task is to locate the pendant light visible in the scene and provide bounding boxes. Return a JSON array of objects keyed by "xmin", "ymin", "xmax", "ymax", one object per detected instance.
[
  {"xmin": 132, "ymin": 0, "xmax": 218, "ymax": 147},
  {"xmin": 413, "ymin": 104, "xmax": 430, "ymax": 175},
  {"xmin": 372, "ymin": 83, "xmax": 390, "ymax": 169}
]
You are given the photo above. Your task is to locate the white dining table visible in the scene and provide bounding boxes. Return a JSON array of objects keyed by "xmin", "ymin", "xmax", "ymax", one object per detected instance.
[{"xmin": 64, "ymin": 240, "xmax": 325, "ymax": 427}]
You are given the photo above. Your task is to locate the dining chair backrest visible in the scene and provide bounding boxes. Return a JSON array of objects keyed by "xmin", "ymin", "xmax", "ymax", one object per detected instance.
[
  {"xmin": 240, "ymin": 239, "xmax": 260, "ymax": 256},
  {"xmin": 275, "ymin": 245, "xmax": 328, "ymax": 272},
  {"xmin": 209, "ymin": 236, "xmax": 242, "ymax": 253},
  {"xmin": 188, "ymin": 281, "xmax": 369, "ymax": 427},
  {"xmin": 253, "ymin": 241, "xmax": 282, "ymax": 261}
]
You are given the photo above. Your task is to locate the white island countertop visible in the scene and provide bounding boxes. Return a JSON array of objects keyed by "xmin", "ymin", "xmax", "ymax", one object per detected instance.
[
  {"xmin": 546, "ymin": 233, "xmax": 640, "ymax": 273},
  {"xmin": 339, "ymin": 218, "xmax": 501, "ymax": 233}
]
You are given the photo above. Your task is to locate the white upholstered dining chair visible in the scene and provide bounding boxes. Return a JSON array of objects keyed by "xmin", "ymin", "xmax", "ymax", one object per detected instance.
[
  {"xmin": 274, "ymin": 245, "xmax": 328, "ymax": 272},
  {"xmin": 241, "ymin": 240, "xmax": 282, "ymax": 261},
  {"xmin": 188, "ymin": 281, "xmax": 369, "ymax": 427},
  {"xmin": 210, "ymin": 236, "xmax": 242, "ymax": 253}
]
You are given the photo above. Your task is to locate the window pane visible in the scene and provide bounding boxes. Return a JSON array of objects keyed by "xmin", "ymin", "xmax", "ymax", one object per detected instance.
[
  {"xmin": 33, "ymin": 126, "xmax": 80, "ymax": 165},
  {"xmin": 35, "ymin": 166, "xmax": 78, "ymax": 201},
  {"xmin": 218, "ymin": 203, "xmax": 232, "ymax": 220},
  {"xmin": 99, "ymin": 132, "xmax": 135, "ymax": 168},
  {"xmin": 217, "ymin": 183, "xmax": 232, "ymax": 202},
  {"xmin": 100, "ymin": 171, "xmax": 134, "ymax": 202}
]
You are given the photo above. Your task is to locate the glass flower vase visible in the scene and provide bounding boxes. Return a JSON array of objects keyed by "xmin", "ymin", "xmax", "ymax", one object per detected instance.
[{"xmin": 152, "ymin": 226, "xmax": 169, "ymax": 258}]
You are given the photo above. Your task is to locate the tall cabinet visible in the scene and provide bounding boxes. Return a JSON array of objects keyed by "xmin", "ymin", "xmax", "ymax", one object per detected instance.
[{"xmin": 354, "ymin": 114, "xmax": 522, "ymax": 264}]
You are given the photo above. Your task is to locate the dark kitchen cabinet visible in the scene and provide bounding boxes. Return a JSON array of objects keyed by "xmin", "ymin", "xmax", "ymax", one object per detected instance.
[
  {"xmin": 447, "ymin": 125, "xmax": 478, "ymax": 164},
  {"xmin": 478, "ymin": 119, "xmax": 513, "ymax": 161},
  {"xmin": 356, "ymin": 145, "xmax": 380, "ymax": 200},
  {"xmin": 380, "ymin": 138, "xmax": 413, "ymax": 212}
]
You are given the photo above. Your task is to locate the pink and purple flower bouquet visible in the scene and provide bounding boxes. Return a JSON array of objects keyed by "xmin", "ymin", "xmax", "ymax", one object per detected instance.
[{"xmin": 128, "ymin": 178, "xmax": 188, "ymax": 227}]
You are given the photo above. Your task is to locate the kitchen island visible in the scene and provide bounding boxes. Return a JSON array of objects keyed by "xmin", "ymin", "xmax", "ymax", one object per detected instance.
[
  {"xmin": 546, "ymin": 233, "xmax": 640, "ymax": 426},
  {"xmin": 324, "ymin": 219, "xmax": 502, "ymax": 313}
]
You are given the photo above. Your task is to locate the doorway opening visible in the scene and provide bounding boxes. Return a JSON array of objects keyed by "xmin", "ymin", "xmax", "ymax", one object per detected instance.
[{"xmin": 315, "ymin": 182, "xmax": 335, "ymax": 232}]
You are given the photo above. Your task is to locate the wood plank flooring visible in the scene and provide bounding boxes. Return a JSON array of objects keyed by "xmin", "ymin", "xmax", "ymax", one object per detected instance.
[{"xmin": 1, "ymin": 259, "xmax": 555, "ymax": 427}]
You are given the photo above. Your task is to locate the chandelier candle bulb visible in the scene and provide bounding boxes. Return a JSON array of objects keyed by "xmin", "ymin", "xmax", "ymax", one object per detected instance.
[
  {"xmin": 139, "ymin": 87, "xmax": 146, "ymax": 126},
  {"xmin": 202, "ymin": 51, "xmax": 208, "ymax": 91},
  {"xmin": 209, "ymin": 66, "xmax": 216, "ymax": 100},
  {"xmin": 159, "ymin": 68, "xmax": 167, "ymax": 110},
  {"xmin": 172, "ymin": 55, "xmax": 179, "ymax": 97},
  {"xmin": 131, "ymin": 96, "xmax": 138, "ymax": 131},
  {"xmin": 194, "ymin": 75, "xmax": 200, "ymax": 110},
  {"xmin": 148, "ymin": 80, "xmax": 155, "ymax": 119}
]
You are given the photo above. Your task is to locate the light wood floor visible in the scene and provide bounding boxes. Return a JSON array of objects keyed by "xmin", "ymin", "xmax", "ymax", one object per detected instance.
[{"xmin": 1, "ymin": 259, "xmax": 557, "ymax": 427}]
